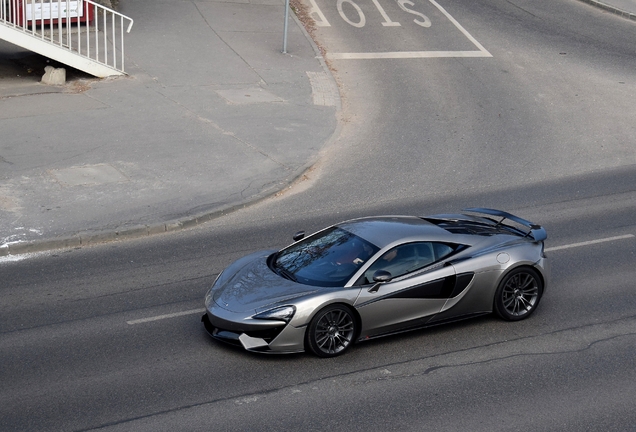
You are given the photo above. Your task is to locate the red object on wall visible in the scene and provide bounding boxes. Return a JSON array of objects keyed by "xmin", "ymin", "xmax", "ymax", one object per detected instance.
[{"xmin": 13, "ymin": 0, "xmax": 94, "ymax": 27}]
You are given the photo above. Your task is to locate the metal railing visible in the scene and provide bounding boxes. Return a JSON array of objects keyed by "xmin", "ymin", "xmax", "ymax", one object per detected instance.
[{"xmin": 0, "ymin": 0, "xmax": 133, "ymax": 74}]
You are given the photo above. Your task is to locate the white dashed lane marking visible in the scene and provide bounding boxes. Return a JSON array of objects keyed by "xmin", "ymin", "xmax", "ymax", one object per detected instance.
[
  {"xmin": 545, "ymin": 234, "xmax": 635, "ymax": 252},
  {"xmin": 127, "ymin": 308, "xmax": 205, "ymax": 325}
]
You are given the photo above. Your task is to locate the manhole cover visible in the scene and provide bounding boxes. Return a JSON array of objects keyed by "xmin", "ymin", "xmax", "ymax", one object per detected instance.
[{"xmin": 215, "ymin": 87, "xmax": 283, "ymax": 104}]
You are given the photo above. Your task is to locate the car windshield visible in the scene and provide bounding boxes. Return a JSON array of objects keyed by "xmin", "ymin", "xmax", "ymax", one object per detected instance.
[{"xmin": 273, "ymin": 227, "xmax": 380, "ymax": 287}]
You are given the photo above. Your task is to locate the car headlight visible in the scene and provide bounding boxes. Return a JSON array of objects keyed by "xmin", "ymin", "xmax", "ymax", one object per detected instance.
[
  {"xmin": 212, "ymin": 270, "xmax": 224, "ymax": 287},
  {"xmin": 205, "ymin": 271, "xmax": 224, "ymax": 307},
  {"xmin": 253, "ymin": 306, "xmax": 296, "ymax": 323}
]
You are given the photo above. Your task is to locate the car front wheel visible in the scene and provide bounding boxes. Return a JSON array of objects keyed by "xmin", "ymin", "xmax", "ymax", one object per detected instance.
[
  {"xmin": 306, "ymin": 305, "xmax": 357, "ymax": 358},
  {"xmin": 494, "ymin": 267, "xmax": 543, "ymax": 321}
]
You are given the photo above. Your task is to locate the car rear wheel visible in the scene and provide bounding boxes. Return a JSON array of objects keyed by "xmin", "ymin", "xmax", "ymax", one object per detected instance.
[
  {"xmin": 306, "ymin": 305, "xmax": 357, "ymax": 358},
  {"xmin": 494, "ymin": 267, "xmax": 543, "ymax": 321}
]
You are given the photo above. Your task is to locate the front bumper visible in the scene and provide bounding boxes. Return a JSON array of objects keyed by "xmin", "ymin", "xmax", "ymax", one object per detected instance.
[{"xmin": 202, "ymin": 310, "xmax": 307, "ymax": 354}]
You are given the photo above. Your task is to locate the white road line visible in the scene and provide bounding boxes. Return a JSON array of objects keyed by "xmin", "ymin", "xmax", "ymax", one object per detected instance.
[
  {"xmin": 127, "ymin": 308, "xmax": 205, "ymax": 325},
  {"xmin": 327, "ymin": 50, "xmax": 492, "ymax": 60},
  {"xmin": 428, "ymin": 0, "xmax": 490, "ymax": 54},
  {"xmin": 126, "ymin": 235, "xmax": 634, "ymax": 325},
  {"xmin": 545, "ymin": 234, "xmax": 635, "ymax": 252}
]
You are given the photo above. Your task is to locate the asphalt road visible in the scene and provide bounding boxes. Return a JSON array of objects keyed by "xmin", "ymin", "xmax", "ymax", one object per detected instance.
[
  {"xmin": 1, "ymin": 181, "xmax": 635, "ymax": 431},
  {"xmin": 280, "ymin": 0, "xmax": 636, "ymax": 212},
  {"xmin": 2, "ymin": 0, "xmax": 636, "ymax": 430}
]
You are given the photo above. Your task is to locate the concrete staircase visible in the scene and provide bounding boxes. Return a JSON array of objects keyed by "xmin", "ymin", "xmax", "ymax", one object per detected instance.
[{"xmin": 0, "ymin": 0, "xmax": 133, "ymax": 78}]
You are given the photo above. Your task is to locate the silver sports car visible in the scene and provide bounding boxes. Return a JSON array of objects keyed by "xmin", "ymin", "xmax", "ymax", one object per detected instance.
[{"xmin": 202, "ymin": 208, "xmax": 548, "ymax": 357}]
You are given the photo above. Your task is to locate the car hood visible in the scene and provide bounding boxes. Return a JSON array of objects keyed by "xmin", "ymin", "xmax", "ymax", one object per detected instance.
[{"xmin": 213, "ymin": 252, "xmax": 319, "ymax": 313}]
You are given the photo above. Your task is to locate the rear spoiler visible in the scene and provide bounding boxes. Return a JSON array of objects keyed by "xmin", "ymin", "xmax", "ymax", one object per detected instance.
[{"xmin": 463, "ymin": 208, "xmax": 547, "ymax": 242}]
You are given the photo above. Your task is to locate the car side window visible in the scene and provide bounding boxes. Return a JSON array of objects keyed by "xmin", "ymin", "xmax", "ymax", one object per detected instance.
[
  {"xmin": 358, "ymin": 242, "xmax": 432, "ymax": 284},
  {"xmin": 357, "ymin": 242, "xmax": 459, "ymax": 285},
  {"xmin": 432, "ymin": 242, "xmax": 454, "ymax": 261}
]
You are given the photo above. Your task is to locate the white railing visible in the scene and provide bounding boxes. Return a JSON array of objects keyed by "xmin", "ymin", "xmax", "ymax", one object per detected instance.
[{"xmin": 0, "ymin": 0, "xmax": 133, "ymax": 75}]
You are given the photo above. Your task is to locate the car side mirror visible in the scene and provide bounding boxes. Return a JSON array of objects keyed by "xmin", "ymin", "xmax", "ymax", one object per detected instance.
[
  {"xmin": 292, "ymin": 231, "xmax": 305, "ymax": 241},
  {"xmin": 368, "ymin": 270, "xmax": 393, "ymax": 293}
]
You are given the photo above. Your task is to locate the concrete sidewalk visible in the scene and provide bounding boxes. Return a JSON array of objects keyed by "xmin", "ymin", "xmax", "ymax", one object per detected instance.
[{"xmin": 0, "ymin": 0, "xmax": 340, "ymax": 256}]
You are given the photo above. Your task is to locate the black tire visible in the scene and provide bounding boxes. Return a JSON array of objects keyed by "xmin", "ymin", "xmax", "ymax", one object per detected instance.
[
  {"xmin": 306, "ymin": 305, "xmax": 357, "ymax": 358},
  {"xmin": 494, "ymin": 267, "xmax": 543, "ymax": 321}
]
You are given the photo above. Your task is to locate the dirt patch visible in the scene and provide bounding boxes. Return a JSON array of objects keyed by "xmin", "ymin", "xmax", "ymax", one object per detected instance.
[
  {"xmin": 0, "ymin": 50, "xmax": 97, "ymax": 93},
  {"xmin": 290, "ymin": 0, "xmax": 341, "ymax": 81},
  {"xmin": 4, "ymin": 53, "xmax": 90, "ymax": 80},
  {"xmin": 290, "ymin": 0, "xmax": 325, "ymax": 57}
]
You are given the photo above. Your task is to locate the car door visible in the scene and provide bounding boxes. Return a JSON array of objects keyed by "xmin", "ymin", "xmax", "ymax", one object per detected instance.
[{"xmin": 353, "ymin": 242, "xmax": 458, "ymax": 339}]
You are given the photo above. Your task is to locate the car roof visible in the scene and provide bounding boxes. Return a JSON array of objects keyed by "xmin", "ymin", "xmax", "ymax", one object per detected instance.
[{"xmin": 336, "ymin": 216, "xmax": 457, "ymax": 249}]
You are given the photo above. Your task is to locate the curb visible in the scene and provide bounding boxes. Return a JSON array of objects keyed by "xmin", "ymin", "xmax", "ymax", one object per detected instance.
[
  {"xmin": 1, "ymin": 186, "xmax": 283, "ymax": 257},
  {"xmin": 579, "ymin": 0, "xmax": 636, "ymax": 21},
  {"xmin": 0, "ymin": 168, "xmax": 307, "ymax": 257},
  {"xmin": 0, "ymin": 10, "xmax": 343, "ymax": 258}
]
